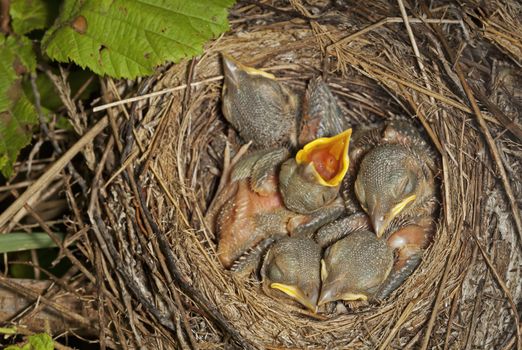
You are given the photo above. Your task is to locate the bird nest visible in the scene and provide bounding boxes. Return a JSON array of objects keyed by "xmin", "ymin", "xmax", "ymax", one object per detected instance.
[{"xmin": 87, "ymin": 1, "xmax": 521, "ymax": 349}]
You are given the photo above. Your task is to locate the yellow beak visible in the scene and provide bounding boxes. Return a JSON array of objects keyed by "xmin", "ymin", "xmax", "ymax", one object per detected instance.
[
  {"xmin": 340, "ymin": 293, "xmax": 368, "ymax": 301},
  {"xmin": 295, "ymin": 128, "xmax": 352, "ymax": 187},
  {"xmin": 270, "ymin": 283, "xmax": 318, "ymax": 313},
  {"xmin": 222, "ymin": 53, "xmax": 276, "ymax": 82},
  {"xmin": 318, "ymin": 287, "xmax": 368, "ymax": 306},
  {"xmin": 372, "ymin": 194, "xmax": 417, "ymax": 237},
  {"xmin": 390, "ymin": 194, "xmax": 416, "ymax": 218}
]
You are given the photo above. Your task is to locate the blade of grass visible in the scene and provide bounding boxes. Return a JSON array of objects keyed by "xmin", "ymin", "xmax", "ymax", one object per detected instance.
[{"xmin": 0, "ymin": 232, "xmax": 64, "ymax": 253}]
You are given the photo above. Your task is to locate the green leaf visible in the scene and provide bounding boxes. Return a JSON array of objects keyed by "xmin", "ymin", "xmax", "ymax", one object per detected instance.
[
  {"xmin": 0, "ymin": 36, "xmax": 38, "ymax": 178},
  {"xmin": 0, "ymin": 232, "xmax": 64, "ymax": 254},
  {"xmin": 28, "ymin": 333, "xmax": 54, "ymax": 350},
  {"xmin": 42, "ymin": 0, "xmax": 235, "ymax": 78},
  {"xmin": 0, "ymin": 36, "xmax": 36, "ymax": 110},
  {"xmin": 3, "ymin": 333, "xmax": 53, "ymax": 350},
  {"xmin": 10, "ymin": 0, "xmax": 55, "ymax": 35}
]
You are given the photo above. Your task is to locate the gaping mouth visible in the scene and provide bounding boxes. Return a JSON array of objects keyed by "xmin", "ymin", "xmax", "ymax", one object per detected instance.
[{"xmin": 295, "ymin": 129, "xmax": 352, "ymax": 187}]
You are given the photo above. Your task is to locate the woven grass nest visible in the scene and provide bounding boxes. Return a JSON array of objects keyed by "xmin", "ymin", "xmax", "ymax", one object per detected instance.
[{"xmin": 88, "ymin": 1, "xmax": 522, "ymax": 349}]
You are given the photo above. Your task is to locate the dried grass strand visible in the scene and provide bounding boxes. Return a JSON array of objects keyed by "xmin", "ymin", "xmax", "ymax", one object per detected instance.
[
  {"xmin": 92, "ymin": 76, "xmax": 224, "ymax": 112},
  {"xmin": 0, "ymin": 117, "xmax": 109, "ymax": 230}
]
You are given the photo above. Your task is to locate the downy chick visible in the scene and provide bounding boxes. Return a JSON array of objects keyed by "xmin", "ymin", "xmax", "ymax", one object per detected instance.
[
  {"xmin": 280, "ymin": 129, "xmax": 352, "ymax": 215},
  {"xmin": 318, "ymin": 230, "xmax": 394, "ymax": 305},
  {"xmin": 221, "ymin": 54, "xmax": 299, "ymax": 148},
  {"xmin": 261, "ymin": 237, "xmax": 322, "ymax": 312}
]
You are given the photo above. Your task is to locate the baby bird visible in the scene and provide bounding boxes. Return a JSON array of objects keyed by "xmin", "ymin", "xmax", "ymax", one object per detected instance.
[
  {"xmin": 280, "ymin": 128, "xmax": 352, "ymax": 214},
  {"xmin": 318, "ymin": 230, "xmax": 394, "ymax": 305},
  {"xmin": 221, "ymin": 54, "xmax": 299, "ymax": 148},
  {"xmin": 222, "ymin": 54, "xmax": 348, "ymax": 150},
  {"xmin": 299, "ymin": 76, "xmax": 345, "ymax": 146},
  {"xmin": 215, "ymin": 148, "xmax": 292, "ymax": 268},
  {"xmin": 355, "ymin": 144, "xmax": 435, "ymax": 238},
  {"xmin": 315, "ymin": 212, "xmax": 434, "ymax": 302},
  {"xmin": 261, "ymin": 237, "xmax": 322, "ymax": 312},
  {"xmin": 352, "ymin": 120, "xmax": 436, "ymax": 238},
  {"xmin": 333, "ymin": 120, "xmax": 438, "ymax": 300}
]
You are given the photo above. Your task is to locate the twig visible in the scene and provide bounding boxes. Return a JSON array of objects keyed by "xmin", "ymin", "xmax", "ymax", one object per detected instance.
[
  {"xmin": 502, "ymin": 328, "xmax": 522, "ymax": 350},
  {"xmin": 326, "ymin": 17, "xmax": 462, "ymax": 54},
  {"xmin": 404, "ymin": 95, "xmax": 443, "ymax": 153},
  {"xmin": 92, "ymin": 76, "xmax": 223, "ymax": 112},
  {"xmin": 470, "ymin": 85, "xmax": 522, "ymax": 142},
  {"xmin": 464, "ymin": 273, "xmax": 486, "ymax": 350},
  {"xmin": 109, "ymin": 278, "xmax": 135, "ymax": 350},
  {"xmin": 396, "ymin": 0, "xmax": 434, "ymax": 96},
  {"xmin": 94, "ymin": 249, "xmax": 107, "ymax": 350},
  {"xmin": 102, "ymin": 149, "xmax": 139, "ymax": 190},
  {"xmin": 138, "ymin": 99, "xmax": 172, "ymax": 177},
  {"xmin": 7, "ymin": 179, "xmax": 63, "ymax": 232},
  {"xmin": 7, "ymin": 266, "xmax": 87, "ymax": 328},
  {"xmin": 0, "ymin": 180, "xmax": 33, "ymax": 192},
  {"xmin": 363, "ymin": 63, "xmax": 472, "ymax": 114},
  {"xmin": 0, "ymin": 116, "xmax": 109, "ymax": 230},
  {"xmin": 88, "ymin": 202, "xmax": 177, "ymax": 332},
  {"xmin": 241, "ymin": 0, "xmax": 314, "ymax": 21},
  {"xmin": 72, "ymin": 75, "xmax": 95, "ymax": 101},
  {"xmin": 443, "ymin": 285, "xmax": 462, "ymax": 350},
  {"xmin": 100, "ymin": 80, "xmax": 124, "ymax": 153},
  {"xmin": 88, "ymin": 136, "xmax": 181, "ymax": 335},
  {"xmin": 151, "ymin": 56, "xmax": 198, "ymax": 349}
]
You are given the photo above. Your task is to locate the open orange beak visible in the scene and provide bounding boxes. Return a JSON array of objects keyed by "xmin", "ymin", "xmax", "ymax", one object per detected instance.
[{"xmin": 295, "ymin": 129, "xmax": 352, "ymax": 187}]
